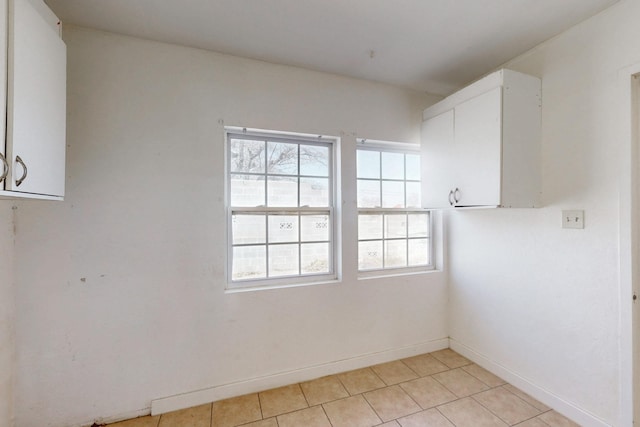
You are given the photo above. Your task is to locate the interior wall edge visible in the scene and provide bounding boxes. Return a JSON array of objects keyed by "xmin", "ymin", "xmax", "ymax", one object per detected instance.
[{"xmin": 0, "ymin": 203, "xmax": 17, "ymax": 426}]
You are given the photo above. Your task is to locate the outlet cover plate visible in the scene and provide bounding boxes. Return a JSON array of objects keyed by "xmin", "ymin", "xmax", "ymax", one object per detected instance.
[{"xmin": 562, "ymin": 210, "xmax": 584, "ymax": 229}]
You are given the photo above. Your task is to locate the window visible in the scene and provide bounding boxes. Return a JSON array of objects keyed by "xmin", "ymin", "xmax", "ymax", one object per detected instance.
[
  {"xmin": 226, "ymin": 128, "xmax": 337, "ymax": 288},
  {"xmin": 357, "ymin": 140, "xmax": 431, "ymax": 272}
]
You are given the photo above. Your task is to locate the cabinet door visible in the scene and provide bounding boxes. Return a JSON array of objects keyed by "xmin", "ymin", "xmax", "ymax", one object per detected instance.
[
  {"xmin": 6, "ymin": 0, "xmax": 66, "ymax": 197},
  {"xmin": 421, "ymin": 109, "xmax": 455, "ymax": 209},
  {"xmin": 453, "ymin": 87, "xmax": 502, "ymax": 207}
]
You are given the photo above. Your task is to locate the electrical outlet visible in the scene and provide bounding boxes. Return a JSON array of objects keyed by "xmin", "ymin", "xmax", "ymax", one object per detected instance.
[{"xmin": 562, "ymin": 210, "xmax": 584, "ymax": 229}]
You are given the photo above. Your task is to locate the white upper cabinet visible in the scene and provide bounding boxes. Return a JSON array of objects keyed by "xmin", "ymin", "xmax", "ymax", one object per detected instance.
[
  {"xmin": 421, "ymin": 109, "xmax": 455, "ymax": 208},
  {"xmin": 0, "ymin": 0, "xmax": 66, "ymax": 200},
  {"xmin": 421, "ymin": 69, "xmax": 541, "ymax": 209},
  {"xmin": 453, "ymin": 87, "xmax": 502, "ymax": 207}
]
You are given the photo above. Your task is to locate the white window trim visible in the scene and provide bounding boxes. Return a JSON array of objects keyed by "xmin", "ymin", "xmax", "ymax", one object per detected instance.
[
  {"xmin": 225, "ymin": 127, "xmax": 340, "ymax": 290},
  {"xmin": 356, "ymin": 138, "xmax": 434, "ymax": 277}
]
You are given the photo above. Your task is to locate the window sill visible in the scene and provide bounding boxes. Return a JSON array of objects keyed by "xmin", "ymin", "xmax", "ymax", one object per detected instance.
[
  {"xmin": 225, "ymin": 277, "xmax": 341, "ymax": 294},
  {"xmin": 357, "ymin": 266, "xmax": 438, "ymax": 281}
]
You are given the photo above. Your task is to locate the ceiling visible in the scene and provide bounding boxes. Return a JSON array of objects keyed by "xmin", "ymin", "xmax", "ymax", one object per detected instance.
[{"xmin": 44, "ymin": 0, "xmax": 619, "ymax": 96}]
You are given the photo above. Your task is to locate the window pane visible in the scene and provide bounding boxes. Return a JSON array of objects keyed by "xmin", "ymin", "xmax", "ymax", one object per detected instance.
[
  {"xmin": 358, "ymin": 214, "xmax": 382, "ymax": 240},
  {"xmin": 268, "ymin": 215, "xmax": 298, "ymax": 243},
  {"xmin": 406, "ymin": 182, "xmax": 421, "ymax": 208},
  {"xmin": 300, "ymin": 145, "xmax": 329, "ymax": 177},
  {"xmin": 384, "ymin": 214, "xmax": 407, "ymax": 239},
  {"xmin": 267, "ymin": 176, "xmax": 298, "ymax": 207},
  {"xmin": 269, "ymin": 244, "xmax": 299, "ymax": 277},
  {"xmin": 359, "ymin": 240, "xmax": 383, "ymax": 270},
  {"xmin": 357, "ymin": 180, "xmax": 380, "ymax": 208},
  {"xmin": 408, "ymin": 214, "xmax": 429, "ymax": 238},
  {"xmin": 357, "ymin": 150, "xmax": 380, "ymax": 179},
  {"xmin": 405, "ymin": 154, "xmax": 421, "ymax": 181},
  {"xmin": 232, "ymin": 214, "xmax": 266, "ymax": 244},
  {"xmin": 408, "ymin": 238, "xmax": 429, "ymax": 266},
  {"xmin": 301, "ymin": 215, "xmax": 329, "ymax": 242},
  {"xmin": 381, "ymin": 152, "xmax": 404, "ymax": 179},
  {"xmin": 300, "ymin": 177, "xmax": 329, "ymax": 207},
  {"xmin": 231, "ymin": 174, "xmax": 265, "ymax": 207},
  {"xmin": 230, "ymin": 139, "xmax": 265, "ymax": 173},
  {"xmin": 267, "ymin": 142, "xmax": 298, "ymax": 175},
  {"xmin": 354, "ymin": 146, "xmax": 429, "ymax": 274},
  {"xmin": 381, "ymin": 181, "xmax": 404, "ymax": 208},
  {"xmin": 385, "ymin": 240, "xmax": 407, "ymax": 268},
  {"xmin": 232, "ymin": 245, "xmax": 266, "ymax": 280},
  {"xmin": 301, "ymin": 243, "xmax": 330, "ymax": 274}
]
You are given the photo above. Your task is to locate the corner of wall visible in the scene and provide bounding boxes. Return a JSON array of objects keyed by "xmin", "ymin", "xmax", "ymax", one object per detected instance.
[
  {"xmin": 0, "ymin": 203, "xmax": 16, "ymax": 427},
  {"xmin": 450, "ymin": 339, "xmax": 611, "ymax": 427}
]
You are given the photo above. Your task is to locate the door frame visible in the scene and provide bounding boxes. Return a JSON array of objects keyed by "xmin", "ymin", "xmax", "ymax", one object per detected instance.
[{"xmin": 619, "ymin": 64, "xmax": 640, "ymax": 426}]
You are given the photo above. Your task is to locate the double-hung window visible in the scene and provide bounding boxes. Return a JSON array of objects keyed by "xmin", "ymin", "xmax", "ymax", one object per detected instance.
[
  {"xmin": 356, "ymin": 139, "xmax": 432, "ymax": 273},
  {"xmin": 226, "ymin": 128, "xmax": 337, "ymax": 288}
]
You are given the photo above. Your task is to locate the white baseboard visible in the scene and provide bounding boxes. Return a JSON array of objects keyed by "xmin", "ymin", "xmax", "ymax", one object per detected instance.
[
  {"xmin": 79, "ymin": 407, "xmax": 150, "ymax": 427},
  {"xmin": 151, "ymin": 338, "xmax": 449, "ymax": 416},
  {"xmin": 449, "ymin": 339, "xmax": 611, "ymax": 427}
]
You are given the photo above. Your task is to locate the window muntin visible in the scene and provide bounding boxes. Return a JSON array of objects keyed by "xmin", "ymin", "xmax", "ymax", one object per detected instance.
[
  {"xmin": 227, "ymin": 130, "xmax": 336, "ymax": 287},
  {"xmin": 357, "ymin": 141, "xmax": 431, "ymax": 272}
]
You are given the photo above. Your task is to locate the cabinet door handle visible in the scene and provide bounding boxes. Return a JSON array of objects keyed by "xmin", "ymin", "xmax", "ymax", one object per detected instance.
[
  {"xmin": 0, "ymin": 153, "xmax": 7, "ymax": 183},
  {"xmin": 448, "ymin": 190, "xmax": 455, "ymax": 206},
  {"xmin": 15, "ymin": 155, "xmax": 27, "ymax": 187},
  {"xmin": 453, "ymin": 187, "xmax": 460, "ymax": 203}
]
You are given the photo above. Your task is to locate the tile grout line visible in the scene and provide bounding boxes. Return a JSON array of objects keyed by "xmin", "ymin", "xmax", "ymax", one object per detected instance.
[
  {"xmin": 491, "ymin": 384, "xmax": 548, "ymax": 423},
  {"xmin": 435, "ymin": 405, "xmax": 458, "ymax": 427},
  {"xmin": 536, "ymin": 415, "xmax": 553, "ymax": 426},
  {"xmin": 319, "ymin": 403, "xmax": 334, "ymax": 427},
  {"xmin": 359, "ymin": 392, "xmax": 384, "ymax": 426},
  {"xmin": 468, "ymin": 394, "xmax": 512, "ymax": 426},
  {"xmin": 370, "ymin": 383, "xmax": 425, "ymax": 425},
  {"xmin": 502, "ymin": 384, "xmax": 554, "ymax": 413},
  {"xmin": 465, "ymin": 379, "xmax": 522, "ymax": 426},
  {"xmin": 294, "ymin": 383, "xmax": 310, "ymax": 410},
  {"xmin": 461, "ymin": 364, "xmax": 505, "ymax": 388},
  {"xmin": 387, "ymin": 382, "xmax": 426, "ymax": 421},
  {"xmin": 257, "ymin": 390, "xmax": 264, "ymax": 422},
  {"xmin": 337, "ymin": 367, "xmax": 387, "ymax": 396},
  {"xmin": 296, "ymin": 381, "xmax": 313, "ymax": 411},
  {"xmin": 398, "ymin": 358, "xmax": 421, "ymax": 379},
  {"xmin": 395, "ymin": 369, "xmax": 507, "ymax": 423},
  {"xmin": 439, "ymin": 379, "xmax": 549, "ymax": 427},
  {"xmin": 500, "ymin": 384, "xmax": 560, "ymax": 423},
  {"xmin": 333, "ymin": 372, "xmax": 350, "ymax": 397},
  {"xmin": 369, "ymin": 365, "xmax": 389, "ymax": 388},
  {"xmin": 395, "ymin": 362, "xmax": 469, "ymax": 417},
  {"xmin": 429, "ymin": 369, "xmax": 461, "ymax": 397}
]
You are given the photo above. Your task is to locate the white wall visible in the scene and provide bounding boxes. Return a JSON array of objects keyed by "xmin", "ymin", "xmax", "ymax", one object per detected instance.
[
  {"xmin": 0, "ymin": 204, "xmax": 14, "ymax": 427},
  {"xmin": 11, "ymin": 27, "xmax": 446, "ymax": 427},
  {"xmin": 448, "ymin": 1, "xmax": 635, "ymax": 425}
]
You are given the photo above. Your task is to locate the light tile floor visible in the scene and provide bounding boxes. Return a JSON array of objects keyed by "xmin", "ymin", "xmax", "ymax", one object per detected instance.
[{"xmin": 106, "ymin": 349, "xmax": 580, "ymax": 427}]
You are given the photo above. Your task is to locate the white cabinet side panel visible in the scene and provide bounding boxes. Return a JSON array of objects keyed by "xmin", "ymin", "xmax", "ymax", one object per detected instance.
[
  {"xmin": 501, "ymin": 73, "xmax": 541, "ymax": 207},
  {"xmin": 7, "ymin": 0, "xmax": 65, "ymax": 197}
]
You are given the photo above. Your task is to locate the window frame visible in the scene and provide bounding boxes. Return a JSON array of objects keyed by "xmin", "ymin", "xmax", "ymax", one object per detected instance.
[
  {"xmin": 225, "ymin": 127, "xmax": 340, "ymax": 290},
  {"xmin": 356, "ymin": 138, "xmax": 434, "ymax": 277}
]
